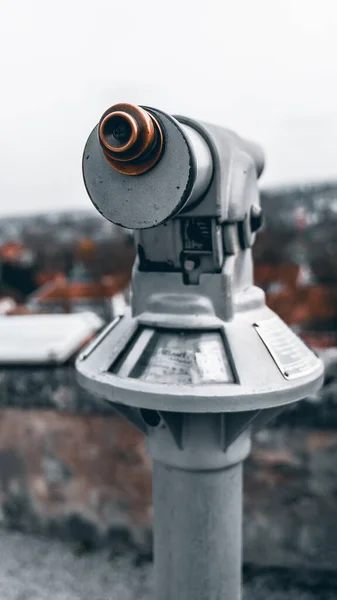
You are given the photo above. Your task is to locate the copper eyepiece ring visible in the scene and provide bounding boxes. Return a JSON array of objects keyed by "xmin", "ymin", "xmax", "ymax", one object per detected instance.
[
  {"xmin": 98, "ymin": 103, "xmax": 164, "ymax": 175},
  {"xmin": 99, "ymin": 112, "xmax": 139, "ymax": 154}
]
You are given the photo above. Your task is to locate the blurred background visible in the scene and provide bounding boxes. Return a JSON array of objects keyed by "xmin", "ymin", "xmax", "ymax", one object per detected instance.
[{"xmin": 0, "ymin": 1, "xmax": 337, "ymax": 598}]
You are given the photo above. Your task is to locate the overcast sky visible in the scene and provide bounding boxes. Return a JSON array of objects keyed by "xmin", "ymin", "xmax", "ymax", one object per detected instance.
[{"xmin": 0, "ymin": 0, "xmax": 337, "ymax": 216}]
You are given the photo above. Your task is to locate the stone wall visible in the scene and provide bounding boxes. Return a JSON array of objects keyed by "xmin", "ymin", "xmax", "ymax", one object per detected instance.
[{"xmin": 0, "ymin": 408, "xmax": 152, "ymax": 551}]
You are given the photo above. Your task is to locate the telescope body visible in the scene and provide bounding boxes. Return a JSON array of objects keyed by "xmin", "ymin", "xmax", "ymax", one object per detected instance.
[{"xmin": 78, "ymin": 103, "xmax": 323, "ymax": 600}]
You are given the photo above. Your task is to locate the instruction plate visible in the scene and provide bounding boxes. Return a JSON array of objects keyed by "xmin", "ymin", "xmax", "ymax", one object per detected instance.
[
  {"xmin": 129, "ymin": 330, "xmax": 234, "ymax": 385},
  {"xmin": 254, "ymin": 317, "xmax": 319, "ymax": 380}
]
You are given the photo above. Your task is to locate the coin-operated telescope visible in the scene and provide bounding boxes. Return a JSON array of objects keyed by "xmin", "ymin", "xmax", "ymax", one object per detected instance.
[{"xmin": 77, "ymin": 103, "xmax": 323, "ymax": 600}]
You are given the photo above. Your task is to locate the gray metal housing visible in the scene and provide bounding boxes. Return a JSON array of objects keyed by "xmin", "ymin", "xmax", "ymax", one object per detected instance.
[{"xmin": 77, "ymin": 105, "xmax": 324, "ymax": 600}]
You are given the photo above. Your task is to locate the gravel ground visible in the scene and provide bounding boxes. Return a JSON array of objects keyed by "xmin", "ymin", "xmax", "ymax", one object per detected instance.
[
  {"xmin": 0, "ymin": 529, "xmax": 336, "ymax": 600},
  {"xmin": 0, "ymin": 529, "xmax": 152, "ymax": 600}
]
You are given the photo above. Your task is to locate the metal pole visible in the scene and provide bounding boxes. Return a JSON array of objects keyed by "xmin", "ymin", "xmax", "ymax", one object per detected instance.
[
  {"xmin": 153, "ymin": 461, "xmax": 243, "ymax": 600},
  {"xmin": 146, "ymin": 413, "xmax": 251, "ymax": 600}
]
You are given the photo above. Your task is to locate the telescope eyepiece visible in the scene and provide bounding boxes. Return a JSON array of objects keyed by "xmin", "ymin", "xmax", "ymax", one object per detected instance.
[
  {"xmin": 100, "ymin": 112, "xmax": 138, "ymax": 152},
  {"xmin": 98, "ymin": 103, "xmax": 164, "ymax": 175}
]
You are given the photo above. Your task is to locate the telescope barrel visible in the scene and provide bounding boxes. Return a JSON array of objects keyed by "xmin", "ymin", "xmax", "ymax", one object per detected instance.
[
  {"xmin": 179, "ymin": 123, "xmax": 213, "ymax": 208},
  {"xmin": 83, "ymin": 103, "xmax": 264, "ymax": 229},
  {"xmin": 83, "ymin": 103, "xmax": 215, "ymax": 229}
]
